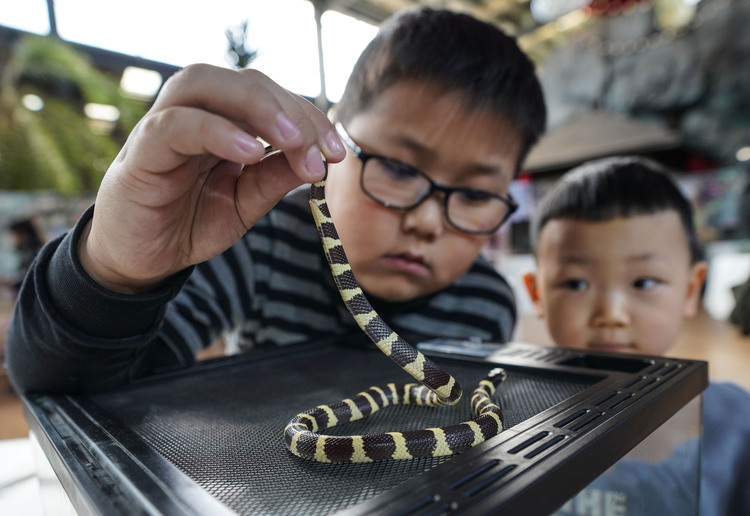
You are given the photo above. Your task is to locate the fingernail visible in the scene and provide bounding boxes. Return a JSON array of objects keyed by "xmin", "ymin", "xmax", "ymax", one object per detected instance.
[
  {"xmin": 326, "ymin": 130, "xmax": 345, "ymax": 154},
  {"xmin": 276, "ymin": 112, "xmax": 301, "ymax": 140},
  {"xmin": 305, "ymin": 145, "xmax": 326, "ymax": 179},
  {"xmin": 235, "ymin": 132, "xmax": 263, "ymax": 155}
]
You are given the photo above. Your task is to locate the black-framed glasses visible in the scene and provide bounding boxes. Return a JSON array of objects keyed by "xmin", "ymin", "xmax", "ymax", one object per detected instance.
[{"xmin": 334, "ymin": 122, "xmax": 518, "ymax": 235}]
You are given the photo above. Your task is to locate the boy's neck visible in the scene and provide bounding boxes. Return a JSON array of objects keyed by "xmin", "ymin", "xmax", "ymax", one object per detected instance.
[{"xmin": 367, "ymin": 292, "xmax": 427, "ymax": 317}]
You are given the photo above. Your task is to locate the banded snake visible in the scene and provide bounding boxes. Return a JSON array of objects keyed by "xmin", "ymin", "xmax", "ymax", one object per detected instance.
[{"xmin": 282, "ymin": 166, "xmax": 507, "ymax": 463}]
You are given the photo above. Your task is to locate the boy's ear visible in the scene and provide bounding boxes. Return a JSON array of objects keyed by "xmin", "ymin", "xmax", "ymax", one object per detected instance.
[
  {"xmin": 522, "ymin": 271, "xmax": 545, "ymax": 319},
  {"xmin": 683, "ymin": 260, "xmax": 709, "ymax": 318}
]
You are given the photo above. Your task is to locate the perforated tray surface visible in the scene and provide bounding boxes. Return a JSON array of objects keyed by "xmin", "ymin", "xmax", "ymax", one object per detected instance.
[{"xmin": 24, "ymin": 339, "xmax": 707, "ymax": 516}]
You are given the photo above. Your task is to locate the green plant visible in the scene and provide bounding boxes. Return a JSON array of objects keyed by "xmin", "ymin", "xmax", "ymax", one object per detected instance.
[{"xmin": 0, "ymin": 34, "xmax": 147, "ymax": 193}]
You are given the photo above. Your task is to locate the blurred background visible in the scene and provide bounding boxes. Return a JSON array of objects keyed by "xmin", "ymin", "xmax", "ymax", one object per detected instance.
[
  {"xmin": 0, "ymin": 0, "xmax": 748, "ymax": 427},
  {"xmin": 0, "ymin": 3, "xmax": 748, "ymax": 513}
]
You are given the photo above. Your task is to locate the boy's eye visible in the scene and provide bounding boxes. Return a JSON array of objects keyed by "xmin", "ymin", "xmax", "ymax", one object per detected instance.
[
  {"xmin": 561, "ymin": 279, "xmax": 588, "ymax": 291},
  {"xmin": 379, "ymin": 159, "xmax": 420, "ymax": 182},
  {"xmin": 455, "ymin": 188, "xmax": 495, "ymax": 205},
  {"xmin": 633, "ymin": 277, "xmax": 660, "ymax": 290},
  {"xmin": 457, "ymin": 189, "xmax": 491, "ymax": 201}
]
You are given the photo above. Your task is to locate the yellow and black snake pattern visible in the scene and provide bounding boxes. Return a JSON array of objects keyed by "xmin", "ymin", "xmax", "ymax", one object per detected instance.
[{"xmin": 282, "ymin": 175, "xmax": 507, "ymax": 463}]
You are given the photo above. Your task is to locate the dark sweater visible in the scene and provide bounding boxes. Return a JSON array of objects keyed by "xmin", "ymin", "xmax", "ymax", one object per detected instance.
[{"xmin": 6, "ymin": 187, "xmax": 516, "ymax": 394}]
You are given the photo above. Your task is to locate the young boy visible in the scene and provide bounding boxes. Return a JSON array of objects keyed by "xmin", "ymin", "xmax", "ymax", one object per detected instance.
[
  {"xmin": 6, "ymin": 7, "xmax": 546, "ymax": 394},
  {"xmin": 523, "ymin": 156, "xmax": 750, "ymax": 516}
]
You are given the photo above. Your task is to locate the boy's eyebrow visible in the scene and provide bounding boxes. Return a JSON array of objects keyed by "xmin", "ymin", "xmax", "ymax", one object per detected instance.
[
  {"xmin": 626, "ymin": 252, "xmax": 659, "ymax": 261},
  {"xmin": 625, "ymin": 252, "xmax": 674, "ymax": 265},
  {"xmin": 395, "ymin": 134, "xmax": 508, "ymax": 178},
  {"xmin": 557, "ymin": 252, "xmax": 666, "ymax": 265},
  {"xmin": 557, "ymin": 255, "xmax": 590, "ymax": 265}
]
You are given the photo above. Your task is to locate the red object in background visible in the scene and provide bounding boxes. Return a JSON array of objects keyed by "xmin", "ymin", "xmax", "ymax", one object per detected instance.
[
  {"xmin": 516, "ymin": 171, "xmax": 532, "ymax": 182},
  {"xmin": 587, "ymin": 0, "xmax": 651, "ymax": 16},
  {"xmin": 685, "ymin": 153, "xmax": 721, "ymax": 173}
]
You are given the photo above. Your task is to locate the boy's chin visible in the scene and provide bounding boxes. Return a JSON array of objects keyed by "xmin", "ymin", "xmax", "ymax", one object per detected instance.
[
  {"xmin": 360, "ymin": 280, "xmax": 431, "ymax": 305},
  {"xmin": 586, "ymin": 342, "xmax": 638, "ymax": 354},
  {"xmin": 556, "ymin": 339, "xmax": 639, "ymax": 355},
  {"xmin": 365, "ymin": 289, "xmax": 423, "ymax": 304}
]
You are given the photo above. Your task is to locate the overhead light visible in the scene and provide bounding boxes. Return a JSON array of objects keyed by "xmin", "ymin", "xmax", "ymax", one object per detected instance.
[
  {"xmin": 736, "ymin": 146, "xmax": 750, "ymax": 162},
  {"xmin": 120, "ymin": 66, "xmax": 163, "ymax": 99},
  {"xmin": 21, "ymin": 94, "xmax": 44, "ymax": 111},
  {"xmin": 84, "ymin": 103, "xmax": 120, "ymax": 122}
]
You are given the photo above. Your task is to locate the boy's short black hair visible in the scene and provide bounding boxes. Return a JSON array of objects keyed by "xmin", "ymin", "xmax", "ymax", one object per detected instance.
[
  {"xmin": 530, "ymin": 156, "xmax": 703, "ymax": 263},
  {"xmin": 334, "ymin": 7, "xmax": 547, "ymax": 173}
]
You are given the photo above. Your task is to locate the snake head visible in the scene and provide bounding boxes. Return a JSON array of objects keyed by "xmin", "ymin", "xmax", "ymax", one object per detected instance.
[{"xmin": 488, "ymin": 367, "xmax": 507, "ymax": 383}]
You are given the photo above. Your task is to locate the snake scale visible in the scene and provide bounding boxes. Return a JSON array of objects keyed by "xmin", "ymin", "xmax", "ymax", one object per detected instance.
[{"xmin": 282, "ymin": 170, "xmax": 507, "ymax": 463}]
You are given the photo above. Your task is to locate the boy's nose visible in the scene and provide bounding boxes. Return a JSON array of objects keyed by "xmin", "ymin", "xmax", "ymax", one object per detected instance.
[
  {"xmin": 401, "ymin": 193, "xmax": 444, "ymax": 238},
  {"xmin": 592, "ymin": 292, "xmax": 630, "ymax": 327}
]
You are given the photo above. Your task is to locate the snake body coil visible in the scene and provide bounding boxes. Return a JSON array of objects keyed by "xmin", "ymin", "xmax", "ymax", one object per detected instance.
[{"xmin": 282, "ymin": 176, "xmax": 507, "ymax": 463}]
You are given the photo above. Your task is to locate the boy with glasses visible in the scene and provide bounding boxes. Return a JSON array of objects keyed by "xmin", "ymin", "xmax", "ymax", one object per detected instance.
[{"xmin": 7, "ymin": 7, "xmax": 545, "ymax": 393}]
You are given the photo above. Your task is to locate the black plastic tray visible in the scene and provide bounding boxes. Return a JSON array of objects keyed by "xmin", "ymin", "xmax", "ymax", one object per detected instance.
[{"xmin": 23, "ymin": 338, "xmax": 707, "ymax": 515}]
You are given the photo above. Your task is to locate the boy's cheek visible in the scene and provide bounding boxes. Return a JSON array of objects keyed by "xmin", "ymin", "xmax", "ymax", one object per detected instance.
[
  {"xmin": 548, "ymin": 322, "xmax": 588, "ymax": 350},
  {"xmin": 543, "ymin": 301, "xmax": 589, "ymax": 349}
]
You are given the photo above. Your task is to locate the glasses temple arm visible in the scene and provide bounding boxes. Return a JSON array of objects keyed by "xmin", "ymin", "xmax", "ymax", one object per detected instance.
[{"xmin": 334, "ymin": 122, "xmax": 362, "ymax": 154}]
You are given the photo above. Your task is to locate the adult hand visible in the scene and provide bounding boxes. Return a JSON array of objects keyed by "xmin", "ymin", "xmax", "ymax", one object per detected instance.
[{"xmin": 79, "ymin": 64, "xmax": 345, "ymax": 293}]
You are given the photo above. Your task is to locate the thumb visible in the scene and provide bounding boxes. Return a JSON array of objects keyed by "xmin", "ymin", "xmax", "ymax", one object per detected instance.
[{"xmin": 234, "ymin": 152, "xmax": 309, "ymax": 230}]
